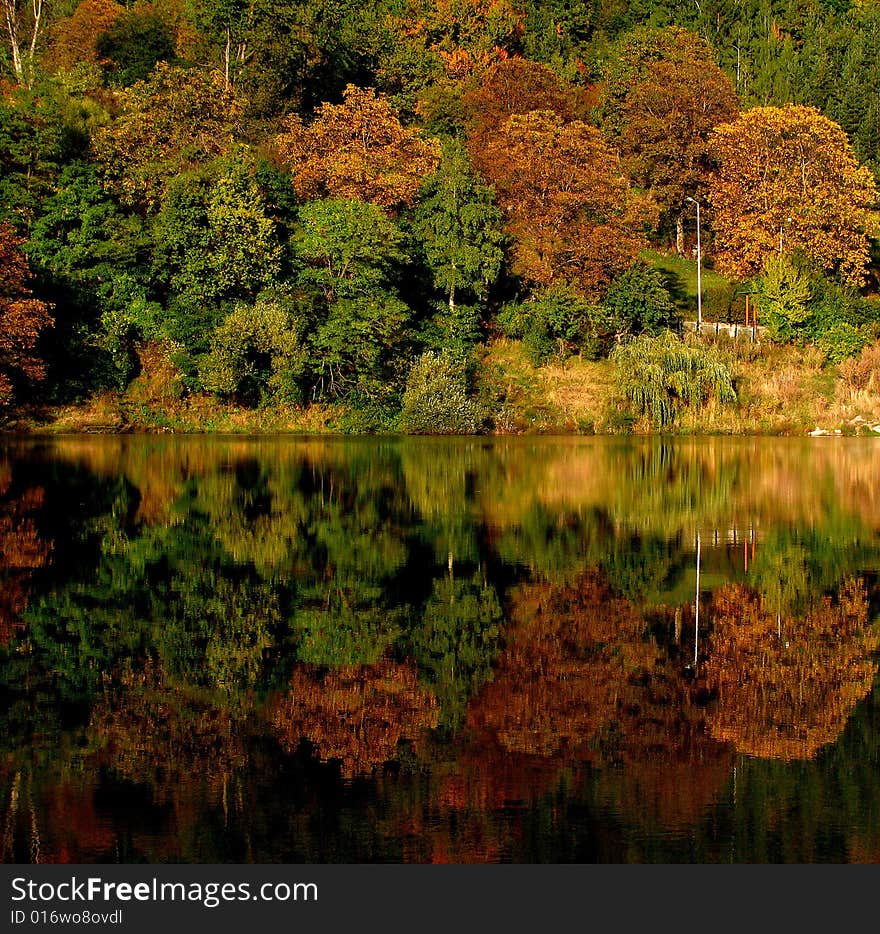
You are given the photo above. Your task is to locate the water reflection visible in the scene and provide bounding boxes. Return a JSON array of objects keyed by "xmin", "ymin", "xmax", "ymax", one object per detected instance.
[{"xmin": 0, "ymin": 436, "xmax": 878, "ymax": 863}]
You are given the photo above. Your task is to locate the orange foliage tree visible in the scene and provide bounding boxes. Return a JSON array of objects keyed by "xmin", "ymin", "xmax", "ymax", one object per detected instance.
[
  {"xmin": 467, "ymin": 571, "xmax": 657, "ymax": 759},
  {"xmin": 463, "ymin": 57, "xmax": 577, "ymax": 165},
  {"xmin": 707, "ymin": 105, "xmax": 879, "ymax": 285},
  {"xmin": 702, "ymin": 580, "xmax": 879, "ymax": 760},
  {"xmin": 275, "ymin": 85, "xmax": 440, "ymax": 214},
  {"xmin": 269, "ymin": 660, "xmax": 439, "ymax": 778},
  {"xmin": 600, "ymin": 28, "xmax": 739, "ymax": 252},
  {"xmin": 0, "ymin": 222, "xmax": 52, "ymax": 409},
  {"xmin": 45, "ymin": 0, "xmax": 124, "ymax": 70},
  {"xmin": 479, "ymin": 111, "xmax": 653, "ymax": 296}
]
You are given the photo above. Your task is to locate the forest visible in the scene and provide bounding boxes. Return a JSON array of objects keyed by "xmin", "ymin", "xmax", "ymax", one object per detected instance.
[{"xmin": 2, "ymin": 0, "xmax": 880, "ymax": 434}]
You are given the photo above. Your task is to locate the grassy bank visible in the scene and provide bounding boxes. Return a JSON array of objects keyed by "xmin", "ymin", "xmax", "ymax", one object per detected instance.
[{"xmin": 8, "ymin": 335, "xmax": 880, "ymax": 438}]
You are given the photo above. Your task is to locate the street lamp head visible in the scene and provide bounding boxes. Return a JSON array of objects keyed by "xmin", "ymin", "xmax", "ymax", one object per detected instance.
[{"xmin": 686, "ymin": 196, "xmax": 698, "ymax": 205}]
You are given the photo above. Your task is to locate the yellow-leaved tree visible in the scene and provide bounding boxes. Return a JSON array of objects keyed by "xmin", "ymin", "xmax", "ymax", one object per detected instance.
[
  {"xmin": 275, "ymin": 85, "xmax": 440, "ymax": 215},
  {"xmin": 707, "ymin": 105, "xmax": 879, "ymax": 285}
]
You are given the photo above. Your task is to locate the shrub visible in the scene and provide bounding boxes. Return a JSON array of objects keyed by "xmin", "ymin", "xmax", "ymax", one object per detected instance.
[
  {"xmin": 398, "ymin": 352, "xmax": 483, "ymax": 434},
  {"xmin": 818, "ymin": 322, "xmax": 869, "ymax": 364},
  {"xmin": 602, "ymin": 261, "xmax": 680, "ymax": 337},
  {"xmin": 611, "ymin": 330, "xmax": 736, "ymax": 428},
  {"xmin": 496, "ymin": 285, "xmax": 601, "ymax": 364},
  {"xmin": 200, "ymin": 293, "xmax": 307, "ymax": 405}
]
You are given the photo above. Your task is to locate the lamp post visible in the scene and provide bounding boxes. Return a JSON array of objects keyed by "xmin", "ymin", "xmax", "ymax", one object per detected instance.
[
  {"xmin": 778, "ymin": 215, "xmax": 792, "ymax": 255},
  {"xmin": 686, "ymin": 196, "xmax": 702, "ymax": 332}
]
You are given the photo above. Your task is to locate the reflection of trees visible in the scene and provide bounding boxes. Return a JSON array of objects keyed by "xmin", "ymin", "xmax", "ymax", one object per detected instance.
[
  {"xmin": 468, "ymin": 572, "xmax": 657, "ymax": 758},
  {"xmin": 269, "ymin": 661, "xmax": 438, "ymax": 779},
  {"xmin": 90, "ymin": 660, "xmax": 247, "ymax": 804},
  {"xmin": 1, "ymin": 769, "xmax": 116, "ymax": 864},
  {"xmin": 410, "ymin": 571, "xmax": 503, "ymax": 731},
  {"xmin": 0, "ymin": 463, "xmax": 51, "ymax": 644},
  {"xmin": 702, "ymin": 581, "xmax": 878, "ymax": 760}
]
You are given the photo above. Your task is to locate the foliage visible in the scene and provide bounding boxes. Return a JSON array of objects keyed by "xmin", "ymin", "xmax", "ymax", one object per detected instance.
[
  {"xmin": 755, "ymin": 254, "xmax": 813, "ymax": 342},
  {"xmin": 611, "ymin": 331, "xmax": 736, "ymax": 428},
  {"xmin": 411, "ymin": 141, "xmax": 505, "ymax": 349},
  {"xmin": 600, "ymin": 27, "xmax": 739, "ymax": 242},
  {"xmin": 398, "ymin": 351, "xmax": 483, "ymax": 434},
  {"xmin": 96, "ymin": 7, "xmax": 177, "ymax": 86},
  {"xmin": 200, "ymin": 292, "xmax": 308, "ymax": 405},
  {"xmin": 0, "ymin": 223, "xmax": 53, "ymax": 408},
  {"xmin": 497, "ymin": 284, "xmax": 600, "ymax": 364},
  {"xmin": 152, "ymin": 157, "xmax": 283, "ymax": 348},
  {"xmin": 602, "ymin": 261, "xmax": 680, "ymax": 338},
  {"xmin": 94, "ymin": 63, "xmax": 244, "ymax": 210},
  {"xmin": 708, "ymin": 105, "xmax": 879, "ymax": 286},
  {"xmin": 480, "ymin": 109, "xmax": 653, "ymax": 297},
  {"xmin": 275, "ymin": 84, "xmax": 440, "ymax": 213}
]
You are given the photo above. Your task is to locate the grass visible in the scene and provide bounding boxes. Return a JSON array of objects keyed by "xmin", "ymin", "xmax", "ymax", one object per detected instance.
[{"xmin": 642, "ymin": 249, "xmax": 740, "ymax": 324}]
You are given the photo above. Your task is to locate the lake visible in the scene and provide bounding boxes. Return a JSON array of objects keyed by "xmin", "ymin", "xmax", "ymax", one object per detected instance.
[{"xmin": 1, "ymin": 435, "xmax": 879, "ymax": 863}]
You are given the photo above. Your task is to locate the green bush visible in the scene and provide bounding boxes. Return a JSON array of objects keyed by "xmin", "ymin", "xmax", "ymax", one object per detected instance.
[
  {"xmin": 200, "ymin": 293, "xmax": 307, "ymax": 405},
  {"xmin": 611, "ymin": 331, "xmax": 736, "ymax": 428},
  {"xmin": 602, "ymin": 261, "xmax": 680, "ymax": 337},
  {"xmin": 398, "ymin": 352, "xmax": 483, "ymax": 434},
  {"xmin": 818, "ymin": 322, "xmax": 869, "ymax": 364},
  {"xmin": 497, "ymin": 285, "xmax": 601, "ymax": 364}
]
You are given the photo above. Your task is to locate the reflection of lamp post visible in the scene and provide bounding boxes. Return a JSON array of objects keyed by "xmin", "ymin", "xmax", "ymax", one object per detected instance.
[
  {"xmin": 686, "ymin": 197, "xmax": 702, "ymax": 331},
  {"xmin": 694, "ymin": 531, "xmax": 701, "ymax": 668}
]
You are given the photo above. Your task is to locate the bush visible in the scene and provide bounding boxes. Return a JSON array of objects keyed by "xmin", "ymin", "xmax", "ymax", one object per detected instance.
[
  {"xmin": 611, "ymin": 331, "xmax": 736, "ymax": 428},
  {"xmin": 602, "ymin": 261, "xmax": 680, "ymax": 337},
  {"xmin": 818, "ymin": 322, "xmax": 869, "ymax": 364},
  {"xmin": 496, "ymin": 285, "xmax": 601, "ymax": 364},
  {"xmin": 398, "ymin": 352, "xmax": 483, "ymax": 434},
  {"xmin": 200, "ymin": 293, "xmax": 307, "ymax": 405}
]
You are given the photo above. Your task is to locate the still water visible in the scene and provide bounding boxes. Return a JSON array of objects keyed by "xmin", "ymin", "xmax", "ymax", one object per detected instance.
[{"xmin": 1, "ymin": 435, "xmax": 879, "ymax": 863}]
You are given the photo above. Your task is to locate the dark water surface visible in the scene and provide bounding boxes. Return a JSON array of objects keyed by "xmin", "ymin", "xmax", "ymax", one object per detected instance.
[{"xmin": 1, "ymin": 435, "xmax": 879, "ymax": 863}]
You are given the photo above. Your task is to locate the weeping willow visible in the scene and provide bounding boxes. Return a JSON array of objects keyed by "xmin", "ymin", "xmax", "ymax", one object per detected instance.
[{"xmin": 611, "ymin": 331, "xmax": 737, "ymax": 428}]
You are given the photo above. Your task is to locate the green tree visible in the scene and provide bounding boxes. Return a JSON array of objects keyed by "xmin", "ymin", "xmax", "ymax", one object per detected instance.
[
  {"xmin": 411, "ymin": 141, "xmax": 505, "ymax": 350},
  {"xmin": 152, "ymin": 157, "xmax": 283, "ymax": 349},
  {"xmin": 95, "ymin": 7, "xmax": 176, "ymax": 86}
]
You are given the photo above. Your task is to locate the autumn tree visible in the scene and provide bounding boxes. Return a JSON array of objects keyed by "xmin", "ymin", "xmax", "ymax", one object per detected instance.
[
  {"xmin": 93, "ymin": 62, "xmax": 243, "ymax": 210},
  {"xmin": 269, "ymin": 660, "xmax": 439, "ymax": 778},
  {"xmin": 600, "ymin": 27, "xmax": 739, "ymax": 253},
  {"xmin": 702, "ymin": 581, "xmax": 878, "ymax": 761},
  {"xmin": 462, "ymin": 57, "xmax": 577, "ymax": 172},
  {"xmin": 707, "ymin": 105, "xmax": 879, "ymax": 285},
  {"xmin": 275, "ymin": 84, "xmax": 440, "ymax": 214},
  {"xmin": 0, "ymin": 222, "xmax": 52, "ymax": 408},
  {"xmin": 480, "ymin": 110, "xmax": 652, "ymax": 296},
  {"xmin": 45, "ymin": 0, "xmax": 123, "ymax": 71}
]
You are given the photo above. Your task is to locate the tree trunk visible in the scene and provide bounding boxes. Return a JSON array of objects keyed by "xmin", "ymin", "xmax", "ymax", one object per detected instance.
[{"xmin": 676, "ymin": 214, "xmax": 685, "ymax": 256}]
